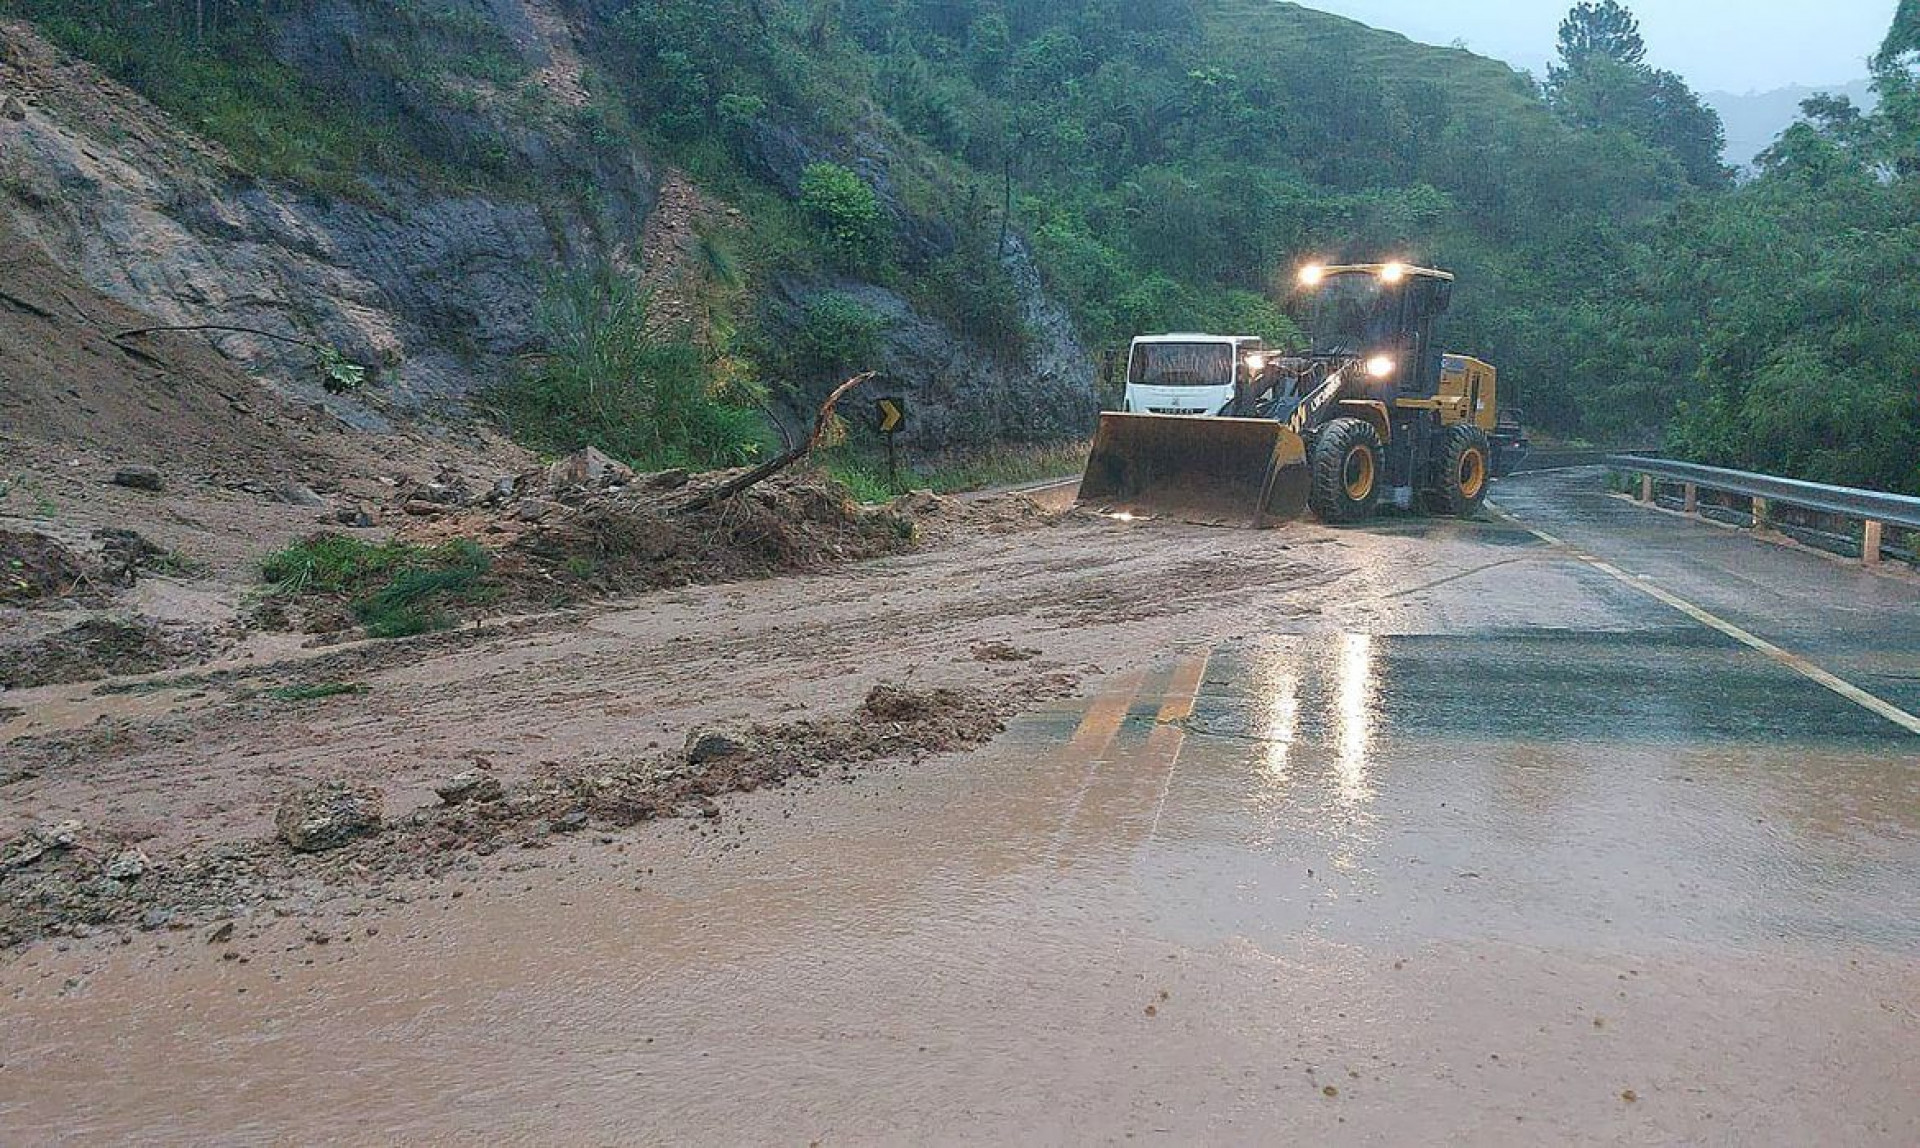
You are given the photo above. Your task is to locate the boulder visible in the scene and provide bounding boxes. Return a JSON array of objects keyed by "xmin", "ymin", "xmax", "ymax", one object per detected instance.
[
  {"xmin": 110, "ymin": 466, "xmax": 164, "ymax": 492},
  {"xmin": 278, "ymin": 482, "xmax": 327, "ymax": 508},
  {"xmin": 334, "ymin": 501, "xmax": 379, "ymax": 528},
  {"xmin": 434, "ymin": 770, "xmax": 505, "ymax": 806},
  {"xmin": 514, "ymin": 498, "xmax": 566, "ymax": 524},
  {"xmin": 546, "ymin": 448, "xmax": 633, "ymax": 489},
  {"xmin": 275, "ymin": 780, "xmax": 383, "ymax": 852},
  {"xmin": 685, "ymin": 725, "xmax": 760, "ymax": 766}
]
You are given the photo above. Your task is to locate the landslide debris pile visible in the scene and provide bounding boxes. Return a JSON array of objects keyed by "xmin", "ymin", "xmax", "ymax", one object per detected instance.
[
  {"xmin": 507, "ymin": 461, "xmax": 918, "ymax": 595},
  {"xmin": 0, "ymin": 618, "xmax": 212, "ymax": 690},
  {"xmin": 0, "ymin": 684, "xmax": 1008, "ymax": 948},
  {"xmin": 0, "ymin": 527, "xmax": 180, "ymax": 607},
  {"xmin": 266, "ymin": 451, "xmax": 933, "ymax": 638}
]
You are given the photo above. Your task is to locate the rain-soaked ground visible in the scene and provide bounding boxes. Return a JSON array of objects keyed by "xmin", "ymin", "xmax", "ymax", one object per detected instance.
[{"xmin": 5, "ymin": 471, "xmax": 1918, "ymax": 1144}]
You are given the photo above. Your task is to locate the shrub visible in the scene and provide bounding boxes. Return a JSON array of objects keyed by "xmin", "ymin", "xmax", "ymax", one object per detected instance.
[
  {"xmin": 489, "ymin": 269, "xmax": 770, "ymax": 470},
  {"xmin": 917, "ymin": 234, "xmax": 1030, "ymax": 362},
  {"xmin": 790, "ymin": 293, "xmax": 888, "ymax": 381},
  {"xmin": 799, "ymin": 163, "xmax": 891, "ymax": 273}
]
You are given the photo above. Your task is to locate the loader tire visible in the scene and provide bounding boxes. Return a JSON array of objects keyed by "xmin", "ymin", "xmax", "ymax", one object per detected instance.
[
  {"xmin": 1428, "ymin": 424, "xmax": 1492, "ymax": 517},
  {"xmin": 1308, "ymin": 418, "xmax": 1383, "ymax": 524}
]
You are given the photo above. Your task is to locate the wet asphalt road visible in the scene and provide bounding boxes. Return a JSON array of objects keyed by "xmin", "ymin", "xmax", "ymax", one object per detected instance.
[{"xmin": 5, "ymin": 468, "xmax": 1917, "ymax": 1144}]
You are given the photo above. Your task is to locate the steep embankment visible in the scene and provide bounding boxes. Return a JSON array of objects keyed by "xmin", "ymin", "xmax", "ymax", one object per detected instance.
[{"xmin": 0, "ymin": 4, "xmax": 1094, "ymax": 452}]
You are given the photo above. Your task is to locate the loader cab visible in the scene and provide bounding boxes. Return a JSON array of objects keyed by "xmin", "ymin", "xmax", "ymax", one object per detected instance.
[
  {"xmin": 1298, "ymin": 263, "xmax": 1453, "ymax": 401},
  {"xmin": 1123, "ymin": 335, "xmax": 1267, "ymax": 417}
]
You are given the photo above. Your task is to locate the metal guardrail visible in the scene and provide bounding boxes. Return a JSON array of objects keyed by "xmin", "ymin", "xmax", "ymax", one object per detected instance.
[{"xmin": 1607, "ymin": 455, "xmax": 1920, "ymax": 567}]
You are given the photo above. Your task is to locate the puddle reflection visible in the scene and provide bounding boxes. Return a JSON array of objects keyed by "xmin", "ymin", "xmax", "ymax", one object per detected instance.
[{"xmin": 1335, "ymin": 632, "xmax": 1376, "ymax": 805}]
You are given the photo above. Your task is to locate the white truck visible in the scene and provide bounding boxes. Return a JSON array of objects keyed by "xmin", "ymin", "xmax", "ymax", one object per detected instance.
[{"xmin": 1122, "ymin": 334, "xmax": 1268, "ymax": 417}]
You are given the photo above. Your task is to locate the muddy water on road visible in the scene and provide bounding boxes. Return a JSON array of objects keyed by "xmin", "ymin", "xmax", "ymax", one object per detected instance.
[{"xmin": 6, "ymin": 630, "xmax": 1919, "ymax": 1144}]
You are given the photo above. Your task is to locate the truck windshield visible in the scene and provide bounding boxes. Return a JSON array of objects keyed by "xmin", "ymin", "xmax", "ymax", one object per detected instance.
[
  {"xmin": 1129, "ymin": 343, "xmax": 1234, "ymax": 388},
  {"xmin": 1307, "ymin": 275, "xmax": 1402, "ymax": 355}
]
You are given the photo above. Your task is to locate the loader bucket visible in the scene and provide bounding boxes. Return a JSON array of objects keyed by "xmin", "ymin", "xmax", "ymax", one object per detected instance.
[{"xmin": 1078, "ymin": 413, "xmax": 1311, "ymax": 527}]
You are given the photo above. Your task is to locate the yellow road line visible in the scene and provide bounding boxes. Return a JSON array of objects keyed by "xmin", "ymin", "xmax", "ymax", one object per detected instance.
[
  {"xmin": 1147, "ymin": 650, "xmax": 1212, "ymax": 842},
  {"xmin": 1155, "ymin": 652, "xmax": 1210, "ymax": 724},
  {"xmin": 1512, "ymin": 518, "xmax": 1920, "ymax": 737},
  {"xmin": 1066, "ymin": 670, "xmax": 1146, "ymax": 754}
]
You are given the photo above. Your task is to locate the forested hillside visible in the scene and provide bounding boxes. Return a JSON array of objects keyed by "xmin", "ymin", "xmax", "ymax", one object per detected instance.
[{"xmin": 2, "ymin": 0, "xmax": 1915, "ymax": 491}]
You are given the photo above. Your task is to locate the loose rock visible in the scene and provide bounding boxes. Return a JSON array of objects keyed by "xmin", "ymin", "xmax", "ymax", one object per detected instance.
[
  {"xmin": 686, "ymin": 725, "xmax": 760, "ymax": 765},
  {"xmin": 546, "ymin": 447, "xmax": 634, "ymax": 489},
  {"xmin": 434, "ymin": 771, "xmax": 505, "ymax": 806},
  {"xmin": 110, "ymin": 466, "xmax": 165, "ymax": 492},
  {"xmin": 275, "ymin": 781, "xmax": 384, "ymax": 853},
  {"xmin": 103, "ymin": 849, "xmax": 150, "ymax": 881}
]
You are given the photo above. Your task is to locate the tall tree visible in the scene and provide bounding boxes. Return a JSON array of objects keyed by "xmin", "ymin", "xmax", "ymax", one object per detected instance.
[
  {"xmin": 1546, "ymin": 2, "xmax": 1729, "ymax": 188},
  {"xmin": 1550, "ymin": 0, "xmax": 1646, "ymax": 80},
  {"xmin": 1878, "ymin": 0, "xmax": 1920, "ymax": 69}
]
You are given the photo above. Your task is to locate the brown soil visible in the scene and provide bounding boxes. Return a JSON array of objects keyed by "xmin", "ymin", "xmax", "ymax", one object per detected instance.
[
  {"xmin": 0, "ymin": 617, "xmax": 214, "ymax": 689},
  {"xmin": 507, "ymin": 469, "xmax": 918, "ymax": 595},
  {"xmin": 0, "ymin": 683, "xmax": 1028, "ymax": 947}
]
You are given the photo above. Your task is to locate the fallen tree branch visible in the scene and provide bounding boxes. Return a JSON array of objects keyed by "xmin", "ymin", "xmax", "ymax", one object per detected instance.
[{"xmin": 672, "ymin": 372, "xmax": 875, "ymax": 517}]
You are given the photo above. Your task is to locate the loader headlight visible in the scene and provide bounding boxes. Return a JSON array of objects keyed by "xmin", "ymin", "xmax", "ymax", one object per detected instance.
[
  {"xmin": 1366, "ymin": 355, "xmax": 1397, "ymax": 379},
  {"xmin": 1244, "ymin": 352, "xmax": 1267, "ymax": 374},
  {"xmin": 1379, "ymin": 262, "xmax": 1408, "ymax": 284},
  {"xmin": 1298, "ymin": 263, "xmax": 1326, "ymax": 287}
]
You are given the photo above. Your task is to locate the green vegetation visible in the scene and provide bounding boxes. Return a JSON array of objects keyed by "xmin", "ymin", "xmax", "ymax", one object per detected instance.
[
  {"xmin": 487, "ymin": 269, "xmax": 773, "ymax": 472},
  {"xmin": 788, "ymin": 293, "xmax": 890, "ymax": 382},
  {"xmin": 799, "ymin": 163, "xmax": 893, "ymax": 274},
  {"xmin": 13, "ymin": 0, "xmax": 1918, "ymax": 493},
  {"xmin": 2, "ymin": 0, "xmax": 539, "ymax": 196},
  {"xmin": 351, "ymin": 542, "xmax": 492, "ymax": 638},
  {"xmin": 262, "ymin": 535, "xmax": 496, "ymax": 639}
]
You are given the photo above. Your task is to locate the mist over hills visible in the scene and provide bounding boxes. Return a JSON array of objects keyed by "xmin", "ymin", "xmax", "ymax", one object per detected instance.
[{"xmin": 1705, "ymin": 79, "xmax": 1879, "ymax": 168}]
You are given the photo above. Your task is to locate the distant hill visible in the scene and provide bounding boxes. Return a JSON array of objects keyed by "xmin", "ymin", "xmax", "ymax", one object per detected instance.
[{"xmin": 1705, "ymin": 80, "xmax": 1879, "ymax": 168}]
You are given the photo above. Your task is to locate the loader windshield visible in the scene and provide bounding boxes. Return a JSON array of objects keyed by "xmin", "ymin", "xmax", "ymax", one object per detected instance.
[
  {"xmin": 1307, "ymin": 275, "xmax": 1401, "ymax": 355},
  {"xmin": 1128, "ymin": 343, "xmax": 1235, "ymax": 388}
]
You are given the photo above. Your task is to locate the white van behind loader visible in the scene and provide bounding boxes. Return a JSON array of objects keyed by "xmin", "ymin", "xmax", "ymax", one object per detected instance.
[{"xmin": 1123, "ymin": 334, "xmax": 1268, "ymax": 417}]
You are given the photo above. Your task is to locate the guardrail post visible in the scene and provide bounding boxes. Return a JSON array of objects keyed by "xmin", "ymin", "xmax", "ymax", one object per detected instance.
[
  {"xmin": 1863, "ymin": 520, "xmax": 1884, "ymax": 567},
  {"xmin": 1683, "ymin": 483, "xmax": 1698, "ymax": 514},
  {"xmin": 1751, "ymin": 497, "xmax": 1770, "ymax": 532},
  {"xmin": 1639, "ymin": 474, "xmax": 1654, "ymax": 503}
]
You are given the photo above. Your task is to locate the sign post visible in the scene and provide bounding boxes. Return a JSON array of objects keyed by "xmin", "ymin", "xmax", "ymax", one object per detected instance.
[{"xmin": 875, "ymin": 396, "xmax": 906, "ymax": 492}]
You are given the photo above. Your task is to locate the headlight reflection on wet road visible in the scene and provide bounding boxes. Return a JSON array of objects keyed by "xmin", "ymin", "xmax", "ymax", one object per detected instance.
[
  {"xmin": 1259, "ymin": 670, "xmax": 1300, "ymax": 786},
  {"xmin": 1336, "ymin": 632, "xmax": 1376, "ymax": 806}
]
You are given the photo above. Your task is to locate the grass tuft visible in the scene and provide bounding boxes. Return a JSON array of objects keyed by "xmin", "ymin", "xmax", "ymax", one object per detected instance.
[{"xmin": 262, "ymin": 536, "xmax": 496, "ymax": 639}]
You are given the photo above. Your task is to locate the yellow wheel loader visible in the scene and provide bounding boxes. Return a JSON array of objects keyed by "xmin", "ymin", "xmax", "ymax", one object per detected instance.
[{"xmin": 1079, "ymin": 263, "xmax": 1523, "ymax": 526}]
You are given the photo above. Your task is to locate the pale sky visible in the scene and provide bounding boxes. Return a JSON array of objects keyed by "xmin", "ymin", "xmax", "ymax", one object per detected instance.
[{"xmin": 1301, "ymin": 1, "xmax": 1895, "ymax": 93}]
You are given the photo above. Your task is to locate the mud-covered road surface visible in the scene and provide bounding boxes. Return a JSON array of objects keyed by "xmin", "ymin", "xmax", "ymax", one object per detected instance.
[{"xmin": 4, "ymin": 470, "xmax": 1918, "ymax": 1143}]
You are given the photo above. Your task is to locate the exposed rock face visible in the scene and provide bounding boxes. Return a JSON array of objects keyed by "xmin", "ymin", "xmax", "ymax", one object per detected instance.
[
  {"xmin": 0, "ymin": 12, "xmax": 653, "ymax": 424},
  {"xmin": 772, "ymin": 260, "xmax": 1097, "ymax": 450},
  {"xmin": 0, "ymin": 3, "xmax": 1096, "ymax": 451}
]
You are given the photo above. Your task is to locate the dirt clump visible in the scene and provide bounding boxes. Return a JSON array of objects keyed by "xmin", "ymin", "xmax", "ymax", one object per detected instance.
[
  {"xmin": 0, "ymin": 618, "xmax": 211, "ymax": 688},
  {"xmin": 0, "ymin": 530, "xmax": 86, "ymax": 603},
  {"xmin": 507, "ymin": 469, "xmax": 918, "ymax": 596},
  {"xmin": 971, "ymin": 640, "xmax": 1041, "ymax": 663},
  {"xmin": 275, "ymin": 781, "xmax": 385, "ymax": 853},
  {"xmin": 892, "ymin": 489, "xmax": 1063, "ymax": 543}
]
